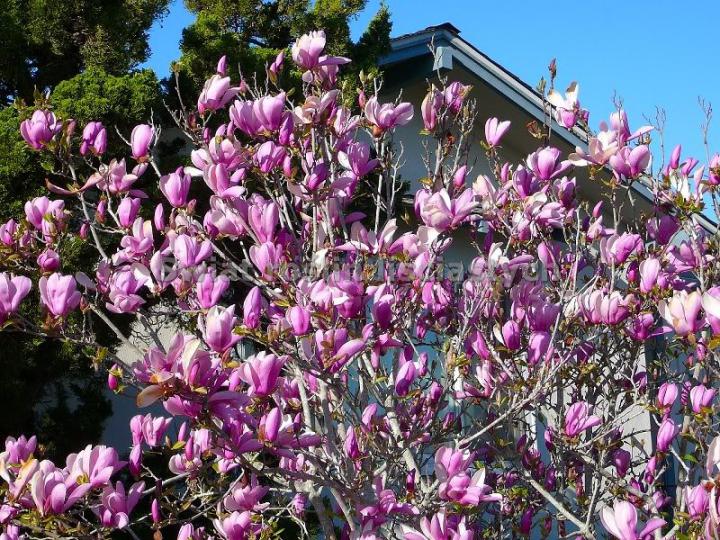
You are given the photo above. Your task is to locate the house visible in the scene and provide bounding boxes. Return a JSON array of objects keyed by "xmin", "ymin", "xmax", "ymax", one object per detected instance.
[{"xmin": 376, "ymin": 23, "xmax": 714, "ymax": 534}]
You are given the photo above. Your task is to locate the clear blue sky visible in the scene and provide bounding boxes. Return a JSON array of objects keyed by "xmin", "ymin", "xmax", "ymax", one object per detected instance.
[{"xmin": 144, "ymin": 0, "xmax": 720, "ymax": 164}]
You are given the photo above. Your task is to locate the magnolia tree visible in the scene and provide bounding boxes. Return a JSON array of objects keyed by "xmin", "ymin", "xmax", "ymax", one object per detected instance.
[{"xmin": 2, "ymin": 29, "xmax": 720, "ymax": 540}]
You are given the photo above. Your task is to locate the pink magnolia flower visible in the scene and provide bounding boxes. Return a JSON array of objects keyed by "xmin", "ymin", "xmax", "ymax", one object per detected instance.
[
  {"xmin": 656, "ymin": 417, "xmax": 679, "ymax": 453},
  {"xmin": 80, "ymin": 121, "xmax": 107, "ymax": 156},
  {"xmin": 685, "ymin": 484, "xmax": 709, "ymax": 519},
  {"xmin": 177, "ymin": 524, "xmax": 207, "ymax": 540},
  {"xmin": 216, "ymin": 55, "xmax": 228, "ymax": 75},
  {"xmin": 609, "ymin": 145, "xmax": 651, "ymax": 179},
  {"xmin": 247, "ymin": 200, "xmax": 279, "ymax": 243},
  {"xmin": 129, "ymin": 414, "xmax": 171, "ymax": 447},
  {"xmin": 196, "ymin": 271, "xmax": 229, "ymax": 310},
  {"xmin": 421, "ymin": 87, "xmax": 443, "ymax": 131},
  {"xmin": 395, "ymin": 360, "xmax": 417, "ymax": 397},
  {"xmin": 0, "ymin": 218, "xmax": 17, "ymax": 245},
  {"xmin": 611, "ymin": 448, "xmax": 631, "ymax": 478},
  {"xmin": 526, "ymin": 147, "xmax": 570, "ymax": 181},
  {"xmin": 419, "ymin": 188, "xmax": 477, "ymax": 231},
  {"xmin": 130, "ymin": 124, "xmax": 154, "ymax": 160},
  {"xmin": 434, "ymin": 446, "xmax": 501, "ymax": 506},
  {"xmin": 702, "ymin": 287, "xmax": 720, "ymax": 334},
  {"xmin": 160, "ymin": 168, "xmax": 191, "ymax": 208},
  {"xmin": 95, "ymin": 159, "xmax": 139, "ymax": 195},
  {"xmin": 213, "ymin": 510, "xmax": 257, "ymax": 539},
  {"xmin": 338, "ymin": 141, "xmax": 379, "ymax": 178},
  {"xmin": 200, "ymin": 305, "xmax": 241, "ymax": 353},
  {"xmin": 95, "ymin": 481, "xmax": 144, "ymax": 529},
  {"xmin": 39, "ymin": 273, "xmax": 81, "ymax": 317},
  {"xmin": 24, "ymin": 196, "xmax": 64, "ymax": 230},
  {"xmin": 547, "ymin": 82, "xmax": 583, "ymax": 129},
  {"xmin": 198, "ymin": 75, "xmax": 239, "ymax": 114},
  {"xmin": 117, "ymin": 197, "xmax": 141, "ymax": 228},
  {"xmin": 269, "ymin": 51, "xmax": 284, "ymax": 79},
  {"xmin": 252, "ymin": 93, "xmax": 286, "ymax": 132},
  {"xmin": 65, "ymin": 444, "xmax": 124, "ymax": 489},
  {"xmin": 658, "ymin": 290, "xmax": 703, "ymax": 337},
  {"xmin": 291, "ymin": 30, "xmax": 350, "ymax": 82},
  {"xmin": 237, "ymin": 352, "xmax": 286, "ymax": 397},
  {"xmin": 443, "ymin": 81, "xmax": 471, "ymax": 113},
  {"xmin": 171, "ymin": 234, "xmax": 213, "ymax": 268},
  {"xmin": 600, "ymin": 233, "xmax": 644, "ymax": 266},
  {"xmin": 291, "ymin": 30, "xmax": 328, "ymax": 71},
  {"xmin": 242, "ymin": 286, "xmax": 263, "ymax": 329},
  {"xmin": 639, "ymin": 258, "xmax": 660, "ymax": 293},
  {"xmin": 254, "ymin": 141, "xmax": 286, "ymax": 173},
  {"xmin": 689, "ymin": 384, "xmax": 715, "ymax": 414},
  {"xmin": 600, "ymin": 500, "xmax": 665, "ymax": 540},
  {"xmin": 563, "ymin": 401, "xmax": 602, "ymax": 437},
  {"xmin": 706, "ymin": 435, "xmax": 720, "ymax": 476},
  {"xmin": 484, "ymin": 117, "xmax": 511, "ymax": 147},
  {"xmin": 37, "ymin": 248, "xmax": 60, "ymax": 272},
  {"xmin": 20, "ymin": 110, "xmax": 61, "ymax": 149},
  {"xmin": 30, "ymin": 460, "xmax": 92, "ymax": 516},
  {"xmin": 403, "ymin": 512, "xmax": 473, "ymax": 540},
  {"xmin": 249, "ymin": 242, "xmax": 283, "ymax": 279},
  {"xmin": 0, "ymin": 273, "xmax": 32, "ymax": 323},
  {"xmin": 286, "ymin": 305, "xmax": 310, "ymax": 336},
  {"xmin": 657, "ymin": 382, "xmax": 678, "ymax": 411},
  {"xmin": 578, "ymin": 290, "xmax": 633, "ymax": 325},
  {"xmin": 223, "ymin": 474, "xmax": 268, "ymax": 513},
  {"xmin": 364, "ymin": 96, "xmax": 414, "ymax": 132}
]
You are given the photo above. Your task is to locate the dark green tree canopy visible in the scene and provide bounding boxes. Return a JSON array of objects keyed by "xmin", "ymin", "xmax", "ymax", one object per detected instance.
[
  {"xmin": 176, "ymin": 0, "xmax": 391, "ymax": 90},
  {"xmin": 0, "ymin": 0, "xmax": 170, "ymax": 103}
]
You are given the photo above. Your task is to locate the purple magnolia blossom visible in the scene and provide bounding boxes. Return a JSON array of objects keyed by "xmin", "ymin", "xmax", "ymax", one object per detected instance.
[
  {"xmin": 24, "ymin": 196, "xmax": 64, "ymax": 230},
  {"xmin": 656, "ymin": 417, "xmax": 679, "ymax": 453},
  {"xmin": 421, "ymin": 87, "xmax": 443, "ymax": 131},
  {"xmin": 484, "ymin": 117, "xmax": 511, "ymax": 147},
  {"xmin": 238, "ymin": 352, "xmax": 285, "ymax": 397},
  {"xmin": 403, "ymin": 512, "xmax": 473, "ymax": 540},
  {"xmin": 0, "ymin": 273, "xmax": 31, "ymax": 323},
  {"xmin": 39, "ymin": 273, "xmax": 81, "ymax": 317},
  {"xmin": 223, "ymin": 475, "xmax": 268, "ymax": 512},
  {"xmin": 196, "ymin": 271, "xmax": 230, "ymax": 310},
  {"xmin": 95, "ymin": 481, "xmax": 144, "ymax": 529},
  {"xmin": 286, "ymin": 305, "xmax": 310, "ymax": 336},
  {"xmin": 527, "ymin": 147, "xmax": 570, "ymax": 181},
  {"xmin": 80, "ymin": 121, "xmax": 107, "ymax": 156},
  {"xmin": 659, "ymin": 290, "xmax": 703, "ymax": 337},
  {"xmin": 689, "ymin": 384, "xmax": 715, "ymax": 413},
  {"xmin": 657, "ymin": 382, "xmax": 678, "ymax": 411},
  {"xmin": 30, "ymin": 460, "xmax": 92, "ymax": 516},
  {"xmin": 37, "ymin": 248, "xmax": 60, "ymax": 272},
  {"xmin": 291, "ymin": 30, "xmax": 349, "ymax": 82},
  {"xmin": 160, "ymin": 168, "xmax": 192, "ymax": 208},
  {"xmin": 130, "ymin": 124, "xmax": 154, "ymax": 160},
  {"xmin": 563, "ymin": 401, "xmax": 602, "ymax": 437},
  {"xmin": 200, "ymin": 305, "xmax": 242, "ymax": 353},
  {"xmin": 418, "ymin": 188, "xmax": 477, "ymax": 231},
  {"xmin": 65, "ymin": 444, "xmax": 125, "ymax": 489},
  {"xmin": 130, "ymin": 414, "xmax": 172, "ymax": 447},
  {"xmin": 600, "ymin": 500, "xmax": 665, "ymax": 540},
  {"xmin": 117, "ymin": 197, "xmax": 141, "ymax": 228},
  {"xmin": 198, "ymin": 74, "xmax": 239, "ymax": 114},
  {"xmin": 434, "ymin": 447, "xmax": 501, "ymax": 506},
  {"xmin": 364, "ymin": 96, "xmax": 414, "ymax": 132},
  {"xmin": 20, "ymin": 110, "xmax": 61, "ymax": 150},
  {"xmin": 213, "ymin": 510, "xmax": 257, "ymax": 539},
  {"xmin": 685, "ymin": 484, "xmax": 709, "ymax": 519}
]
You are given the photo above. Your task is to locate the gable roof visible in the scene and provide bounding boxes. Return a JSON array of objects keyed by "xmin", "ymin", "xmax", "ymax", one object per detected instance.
[{"xmin": 380, "ymin": 24, "xmax": 717, "ymax": 232}]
